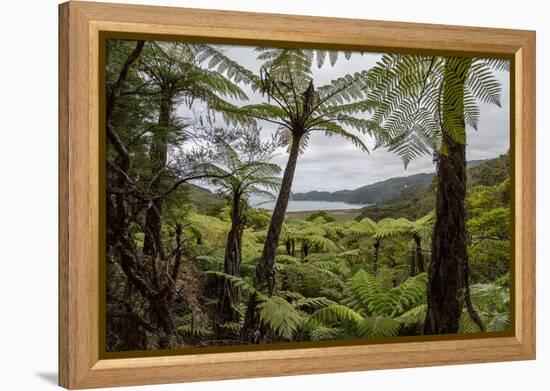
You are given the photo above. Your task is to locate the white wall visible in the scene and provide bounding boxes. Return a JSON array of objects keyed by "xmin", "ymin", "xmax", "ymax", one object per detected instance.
[{"xmin": 0, "ymin": 0, "xmax": 546, "ymax": 389}]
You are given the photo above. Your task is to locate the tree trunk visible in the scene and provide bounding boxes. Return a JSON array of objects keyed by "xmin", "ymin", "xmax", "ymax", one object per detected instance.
[
  {"xmin": 409, "ymin": 247, "xmax": 416, "ymax": 277},
  {"xmin": 424, "ymin": 57, "xmax": 473, "ymax": 335},
  {"xmin": 217, "ymin": 192, "xmax": 245, "ymax": 334},
  {"xmin": 414, "ymin": 235, "xmax": 424, "ymax": 274},
  {"xmin": 143, "ymin": 92, "xmax": 172, "ymax": 259},
  {"xmin": 140, "ymin": 91, "xmax": 179, "ymax": 347},
  {"xmin": 301, "ymin": 241, "xmax": 309, "ymax": 259},
  {"xmin": 285, "ymin": 240, "xmax": 292, "ymax": 255},
  {"xmin": 373, "ymin": 240, "xmax": 381, "ymax": 274},
  {"xmin": 282, "ymin": 272, "xmax": 291, "ymax": 291},
  {"xmin": 241, "ymin": 134, "xmax": 302, "ymax": 343},
  {"xmin": 256, "ymin": 134, "xmax": 302, "ymax": 289}
]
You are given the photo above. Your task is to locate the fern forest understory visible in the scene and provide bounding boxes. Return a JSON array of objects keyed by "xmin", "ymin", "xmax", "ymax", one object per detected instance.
[{"xmin": 105, "ymin": 39, "xmax": 511, "ymax": 352}]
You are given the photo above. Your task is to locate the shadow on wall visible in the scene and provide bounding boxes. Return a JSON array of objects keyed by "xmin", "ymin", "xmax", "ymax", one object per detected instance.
[{"xmin": 35, "ymin": 372, "xmax": 57, "ymax": 386}]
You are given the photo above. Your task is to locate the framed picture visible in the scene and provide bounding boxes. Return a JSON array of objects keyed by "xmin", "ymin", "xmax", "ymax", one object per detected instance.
[{"xmin": 59, "ymin": 1, "xmax": 536, "ymax": 389}]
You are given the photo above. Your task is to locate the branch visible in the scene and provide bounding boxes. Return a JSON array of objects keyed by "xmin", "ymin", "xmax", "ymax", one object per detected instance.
[
  {"xmin": 106, "ymin": 40, "xmax": 145, "ymax": 120},
  {"xmin": 106, "ymin": 40, "xmax": 145, "ymax": 165},
  {"xmin": 109, "ymin": 311, "xmax": 156, "ymax": 332},
  {"xmin": 171, "ymin": 224, "xmax": 183, "ymax": 280}
]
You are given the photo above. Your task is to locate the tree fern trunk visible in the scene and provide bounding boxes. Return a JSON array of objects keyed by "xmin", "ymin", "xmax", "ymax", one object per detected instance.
[
  {"xmin": 373, "ymin": 240, "xmax": 380, "ymax": 274},
  {"xmin": 285, "ymin": 240, "xmax": 291, "ymax": 255},
  {"xmin": 217, "ymin": 192, "xmax": 244, "ymax": 335},
  {"xmin": 257, "ymin": 134, "xmax": 302, "ymax": 289},
  {"xmin": 414, "ymin": 236, "xmax": 424, "ymax": 274},
  {"xmin": 302, "ymin": 241, "xmax": 309, "ymax": 259},
  {"xmin": 409, "ymin": 247, "xmax": 417, "ymax": 277},
  {"xmin": 143, "ymin": 92, "xmax": 172, "ymax": 259},
  {"xmin": 241, "ymin": 134, "xmax": 302, "ymax": 343},
  {"xmin": 424, "ymin": 57, "xmax": 473, "ymax": 335}
]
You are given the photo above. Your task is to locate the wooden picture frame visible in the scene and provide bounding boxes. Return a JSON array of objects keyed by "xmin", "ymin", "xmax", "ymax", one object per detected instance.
[{"xmin": 59, "ymin": 1, "xmax": 536, "ymax": 389}]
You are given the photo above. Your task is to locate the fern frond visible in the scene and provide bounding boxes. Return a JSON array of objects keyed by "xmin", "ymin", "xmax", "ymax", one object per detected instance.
[
  {"xmin": 257, "ymin": 296, "xmax": 305, "ymax": 340},
  {"xmin": 459, "ymin": 312, "xmax": 483, "ymax": 333},
  {"xmin": 309, "ymin": 326, "xmax": 343, "ymax": 341},
  {"xmin": 486, "ymin": 313, "xmax": 510, "ymax": 332},
  {"xmin": 356, "ymin": 316, "xmax": 401, "ymax": 338},
  {"xmin": 177, "ymin": 324, "xmax": 213, "ymax": 338},
  {"xmin": 205, "ymin": 271, "xmax": 258, "ymax": 295},
  {"xmin": 310, "ymin": 304, "xmax": 364, "ymax": 325},
  {"xmin": 396, "ymin": 304, "xmax": 427, "ymax": 327},
  {"xmin": 345, "ymin": 269, "xmax": 380, "ymax": 312},
  {"xmin": 306, "ymin": 235, "xmax": 340, "ymax": 253},
  {"xmin": 295, "ymin": 296, "xmax": 335, "ymax": 311}
]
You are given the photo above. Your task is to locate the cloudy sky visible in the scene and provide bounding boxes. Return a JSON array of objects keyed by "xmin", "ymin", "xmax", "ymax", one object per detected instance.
[{"xmin": 185, "ymin": 44, "xmax": 510, "ymax": 193}]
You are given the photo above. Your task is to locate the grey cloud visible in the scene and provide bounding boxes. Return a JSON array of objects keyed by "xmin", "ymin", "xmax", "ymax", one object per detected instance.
[{"xmin": 181, "ymin": 45, "xmax": 510, "ymax": 193}]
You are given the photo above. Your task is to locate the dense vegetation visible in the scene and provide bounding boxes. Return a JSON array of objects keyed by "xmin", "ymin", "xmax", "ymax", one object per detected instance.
[{"xmin": 105, "ymin": 39, "xmax": 510, "ymax": 351}]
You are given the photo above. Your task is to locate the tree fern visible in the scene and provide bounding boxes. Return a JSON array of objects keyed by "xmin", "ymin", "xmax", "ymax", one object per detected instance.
[
  {"xmin": 344, "ymin": 269, "xmax": 380, "ymax": 313},
  {"xmin": 486, "ymin": 313, "xmax": 510, "ymax": 332},
  {"xmin": 206, "ymin": 271, "xmax": 258, "ymax": 295},
  {"xmin": 219, "ymin": 321, "xmax": 243, "ymax": 333},
  {"xmin": 294, "ymin": 296, "xmax": 335, "ymax": 311},
  {"xmin": 309, "ymin": 304, "xmax": 364, "ymax": 325},
  {"xmin": 309, "ymin": 259, "xmax": 351, "ymax": 277},
  {"xmin": 177, "ymin": 324, "xmax": 214, "ymax": 338},
  {"xmin": 396, "ymin": 304, "xmax": 427, "ymax": 328},
  {"xmin": 344, "ymin": 270, "xmax": 427, "ymax": 317},
  {"xmin": 309, "ymin": 326, "xmax": 344, "ymax": 341},
  {"xmin": 366, "ymin": 53, "xmax": 507, "ymax": 166},
  {"xmin": 257, "ymin": 296, "xmax": 305, "ymax": 340},
  {"xmin": 356, "ymin": 316, "xmax": 401, "ymax": 338},
  {"xmin": 305, "ymin": 235, "xmax": 340, "ymax": 253},
  {"xmin": 458, "ymin": 312, "xmax": 483, "ymax": 333}
]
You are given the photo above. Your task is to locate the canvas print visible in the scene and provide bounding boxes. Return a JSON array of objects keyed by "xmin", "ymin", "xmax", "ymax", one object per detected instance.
[{"xmin": 105, "ymin": 39, "xmax": 511, "ymax": 352}]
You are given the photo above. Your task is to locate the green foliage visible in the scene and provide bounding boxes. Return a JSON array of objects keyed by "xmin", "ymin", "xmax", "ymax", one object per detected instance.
[
  {"xmin": 310, "ymin": 304, "xmax": 364, "ymax": 325},
  {"xmin": 366, "ymin": 54, "xmax": 507, "ymax": 166},
  {"xmin": 345, "ymin": 270, "xmax": 428, "ymax": 317},
  {"xmin": 205, "ymin": 271, "xmax": 257, "ymax": 295},
  {"xmin": 177, "ymin": 324, "xmax": 214, "ymax": 338},
  {"xmin": 344, "ymin": 269, "xmax": 380, "ymax": 312},
  {"xmin": 257, "ymin": 296, "xmax": 305, "ymax": 340},
  {"xmin": 356, "ymin": 316, "xmax": 401, "ymax": 338},
  {"xmin": 307, "ymin": 211, "xmax": 336, "ymax": 222},
  {"xmin": 468, "ymin": 207, "xmax": 510, "ymax": 240},
  {"xmin": 222, "ymin": 47, "xmax": 378, "ymax": 157},
  {"xmin": 468, "ymin": 152, "xmax": 510, "ymax": 186},
  {"xmin": 309, "ymin": 326, "xmax": 343, "ymax": 341},
  {"xmin": 396, "ymin": 304, "xmax": 427, "ymax": 328}
]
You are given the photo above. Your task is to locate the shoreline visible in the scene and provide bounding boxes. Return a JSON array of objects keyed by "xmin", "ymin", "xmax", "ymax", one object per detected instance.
[{"xmin": 284, "ymin": 208, "xmax": 365, "ymax": 221}]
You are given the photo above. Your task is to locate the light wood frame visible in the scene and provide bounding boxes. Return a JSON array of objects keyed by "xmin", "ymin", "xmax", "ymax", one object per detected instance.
[{"xmin": 59, "ymin": 1, "xmax": 536, "ymax": 389}]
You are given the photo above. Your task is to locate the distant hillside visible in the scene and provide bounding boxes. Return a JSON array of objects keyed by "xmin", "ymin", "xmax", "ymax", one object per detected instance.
[
  {"xmin": 292, "ymin": 157, "xmax": 494, "ymax": 206},
  {"xmin": 468, "ymin": 154, "xmax": 509, "ymax": 186},
  {"xmin": 182, "ymin": 183, "xmax": 225, "ymax": 213},
  {"xmin": 357, "ymin": 152, "xmax": 509, "ymax": 221},
  {"xmin": 182, "ymin": 154, "xmax": 508, "ymax": 218},
  {"xmin": 293, "ymin": 173, "xmax": 434, "ymax": 205}
]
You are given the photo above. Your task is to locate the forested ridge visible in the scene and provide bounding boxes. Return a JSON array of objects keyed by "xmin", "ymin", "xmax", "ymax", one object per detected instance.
[
  {"xmin": 105, "ymin": 40, "xmax": 510, "ymax": 351},
  {"xmin": 291, "ymin": 155, "xmax": 501, "ymax": 206},
  {"xmin": 357, "ymin": 152, "xmax": 509, "ymax": 221},
  {"xmin": 292, "ymin": 172, "xmax": 434, "ymax": 205}
]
